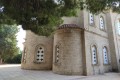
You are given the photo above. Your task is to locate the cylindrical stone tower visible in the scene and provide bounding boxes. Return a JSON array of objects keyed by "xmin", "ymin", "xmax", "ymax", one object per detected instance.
[
  {"xmin": 21, "ymin": 30, "xmax": 53, "ymax": 70},
  {"xmin": 53, "ymin": 24, "xmax": 84, "ymax": 75}
]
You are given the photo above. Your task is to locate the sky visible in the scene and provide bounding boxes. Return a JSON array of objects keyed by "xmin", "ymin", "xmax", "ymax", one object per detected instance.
[{"xmin": 16, "ymin": 25, "xmax": 26, "ymax": 51}]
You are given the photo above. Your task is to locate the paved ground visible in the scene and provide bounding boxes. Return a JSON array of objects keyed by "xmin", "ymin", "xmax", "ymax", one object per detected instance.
[{"xmin": 0, "ymin": 64, "xmax": 120, "ymax": 80}]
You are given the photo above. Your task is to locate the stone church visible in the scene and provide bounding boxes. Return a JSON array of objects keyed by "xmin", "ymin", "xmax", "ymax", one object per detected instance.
[{"xmin": 21, "ymin": 10, "xmax": 120, "ymax": 76}]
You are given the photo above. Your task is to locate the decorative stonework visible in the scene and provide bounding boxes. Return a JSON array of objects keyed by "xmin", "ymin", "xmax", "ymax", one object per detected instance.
[
  {"xmin": 103, "ymin": 46, "xmax": 109, "ymax": 64},
  {"xmin": 21, "ymin": 31, "xmax": 53, "ymax": 70},
  {"xmin": 91, "ymin": 45, "xmax": 97, "ymax": 65},
  {"xmin": 22, "ymin": 47, "xmax": 27, "ymax": 63},
  {"xmin": 35, "ymin": 46, "xmax": 44, "ymax": 63},
  {"xmin": 89, "ymin": 13, "xmax": 94, "ymax": 25},
  {"xmin": 21, "ymin": 10, "xmax": 120, "ymax": 76},
  {"xmin": 100, "ymin": 16, "xmax": 105, "ymax": 30},
  {"xmin": 55, "ymin": 45, "xmax": 60, "ymax": 63},
  {"xmin": 57, "ymin": 24, "xmax": 83, "ymax": 29}
]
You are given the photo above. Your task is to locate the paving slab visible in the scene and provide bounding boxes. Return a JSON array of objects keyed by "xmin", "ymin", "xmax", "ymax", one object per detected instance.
[{"xmin": 0, "ymin": 64, "xmax": 120, "ymax": 80}]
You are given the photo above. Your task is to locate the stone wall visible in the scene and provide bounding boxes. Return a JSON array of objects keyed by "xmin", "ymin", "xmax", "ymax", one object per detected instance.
[
  {"xmin": 84, "ymin": 31, "xmax": 112, "ymax": 75},
  {"xmin": 106, "ymin": 11, "xmax": 120, "ymax": 71},
  {"xmin": 79, "ymin": 10, "xmax": 112, "ymax": 75},
  {"xmin": 61, "ymin": 10, "xmax": 85, "ymax": 29},
  {"xmin": 21, "ymin": 31, "xmax": 53, "ymax": 70},
  {"xmin": 21, "ymin": 10, "xmax": 120, "ymax": 76},
  {"xmin": 53, "ymin": 28, "xmax": 84, "ymax": 75}
]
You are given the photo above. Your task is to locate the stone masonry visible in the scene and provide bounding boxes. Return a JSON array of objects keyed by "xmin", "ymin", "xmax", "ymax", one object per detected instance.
[{"xmin": 21, "ymin": 10, "xmax": 120, "ymax": 76}]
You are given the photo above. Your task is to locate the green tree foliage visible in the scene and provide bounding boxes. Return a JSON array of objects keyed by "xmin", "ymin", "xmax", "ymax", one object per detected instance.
[
  {"xmin": 0, "ymin": 0, "xmax": 78, "ymax": 36},
  {"xmin": 0, "ymin": 24, "xmax": 19, "ymax": 63},
  {"xmin": 5, "ymin": 52, "xmax": 22, "ymax": 64},
  {"xmin": 0, "ymin": 0, "xmax": 120, "ymax": 36},
  {"xmin": 82, "ymin": 0, "xmax": 120, "ymax": 14}
]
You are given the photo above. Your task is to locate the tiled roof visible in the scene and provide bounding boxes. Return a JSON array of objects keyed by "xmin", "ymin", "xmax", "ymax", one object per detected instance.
[{"xmin": 57, "ymin": 24, "xmax": 82, "ymax": 29}]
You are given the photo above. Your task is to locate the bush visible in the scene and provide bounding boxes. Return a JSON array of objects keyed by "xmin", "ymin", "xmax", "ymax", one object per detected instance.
[{"xmin": 5, "ymin": 53, "xmax": 22, "ymax": 64}]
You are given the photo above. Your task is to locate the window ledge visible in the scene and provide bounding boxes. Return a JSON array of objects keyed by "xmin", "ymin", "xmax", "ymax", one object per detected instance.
[
  {"xmin": 33, "ymin": 61, "xmax": 45, "ymax": 64},
  {"xmin": 89, "ymin": 23, "xmax": 96, "ymax": 27},
  {"xmin": 92, "ymin": 63, "xmax": 99, "ymax": 66},
  {"xmin": 103, "ymin": 63, "xmax": 110, "ymax": 66},
  {"xmin": 99, "ymin": 28, "xmax": 107, "ymax": 32}
]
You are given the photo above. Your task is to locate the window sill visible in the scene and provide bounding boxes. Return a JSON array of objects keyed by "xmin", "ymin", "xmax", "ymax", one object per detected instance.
[
  {"xmin": 33, "ymin": 61, "xmax": 45, "ymax": 64},
  {"xmin": 99, "ymin": 28, "xmax": 107, "ymax": 32},
  {"xmin": 89, "ymin": 23, "xmax": 96, "ymax": 27},
  {"xmin": 103, "ymin": 63, "xmax": 110, "ymax": 66},
  {"xmin": 92, "ymin": 63, "xmax": 99, "ymax": 66}
]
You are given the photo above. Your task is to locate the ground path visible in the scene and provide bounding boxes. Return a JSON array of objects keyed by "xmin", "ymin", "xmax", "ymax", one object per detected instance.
[{"xmin": 0, "ymin": 64, "xmax": 120, "ymax": 80}]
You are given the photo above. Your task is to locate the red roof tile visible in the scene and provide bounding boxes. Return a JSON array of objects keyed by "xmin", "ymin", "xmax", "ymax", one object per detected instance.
[{"xmin": 57, "ymin": 24, "xmax": 83, "ymax": 29}]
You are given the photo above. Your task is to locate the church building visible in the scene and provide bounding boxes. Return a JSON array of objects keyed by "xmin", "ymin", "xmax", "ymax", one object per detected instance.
[{"xmin": 21, "ymin": 10, "xmax": 120, "ymax": 76}]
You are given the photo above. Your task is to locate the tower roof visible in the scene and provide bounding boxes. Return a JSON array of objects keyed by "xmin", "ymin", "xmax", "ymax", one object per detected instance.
[{"xmin": 57, "ymin": 24, "xmax": 83, "ymax": 29}]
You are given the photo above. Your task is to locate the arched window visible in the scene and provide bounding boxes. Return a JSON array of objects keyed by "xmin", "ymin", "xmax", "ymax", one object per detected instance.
[
  {"xmin": 36, "ymin": 46, "xmax": 44, "ymax": 63},
  {"xmin": 103, "ymin": 46, "xmax": 109, "ymax": 64},
  {"xmin": 89, "ymin": 13, "xmax": 94, "ymax": 25},
  {"xmin": 117, "ymin": 19, "xmax": 120, "ymax": 35},
  {"xmin": 91, "ymin": 45, "xmax": 97, "ymax": 65},
  {"xmin": 100, "ymin": 16, "xmax": 105, "ymax": 30},
  {"xmin": 22, "ymin": 47, "xmax": 27, "ymax": 63},
  {"xmin": 55, "ymin": 45, "xmax": 60, "ymax": 63}
]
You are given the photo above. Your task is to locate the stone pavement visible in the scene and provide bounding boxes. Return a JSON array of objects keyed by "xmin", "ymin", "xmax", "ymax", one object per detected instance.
[{"xmin": 0, "ymin": 64, "xmax": 120, "ymax": 80}]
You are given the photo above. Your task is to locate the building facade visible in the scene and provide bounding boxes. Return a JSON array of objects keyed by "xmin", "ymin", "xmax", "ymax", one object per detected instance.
[{"xmin": 21, "ymin": 10, "xmax": 120, "ymax": 76}]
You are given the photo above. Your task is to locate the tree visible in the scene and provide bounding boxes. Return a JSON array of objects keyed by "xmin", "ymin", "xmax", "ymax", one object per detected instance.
[
  {"xmin": 81, "ymin": 0, "xmax": 120, "ymax": 14},
  {"xmin": 0, "ymin": 0, "xmax": 120, "ymax": 36},
  {"xmin": 5, "ymin": 50, "xmax": 22, "ymax": 64},
  {"xmin": 0, "ymin": 24, "xmax": 19, "ymax": 63}
]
